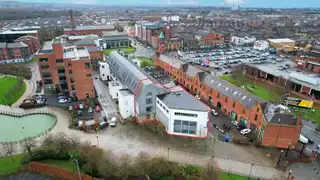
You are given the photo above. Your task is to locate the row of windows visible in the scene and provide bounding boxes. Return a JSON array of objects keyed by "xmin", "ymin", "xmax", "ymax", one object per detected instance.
[
  {"xmin": 173, "ymin": 120, "xmax": 197, "ymax": 135},
  {"xmin": 174, "ymin": 112, "xmax": 197, "ymax": 117},
  {"xmin": 157, "ymin": 100, "xmax": 169, "ymax": 113}
]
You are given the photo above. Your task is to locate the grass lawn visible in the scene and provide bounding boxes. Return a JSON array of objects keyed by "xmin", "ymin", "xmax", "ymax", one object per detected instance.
[
  {"xmin": 38, "ymin": 159, "xmax": 77, "ymax": 172},
  {"xmin": 0, "ymin": 76, "xmax": 26, "ymax": 105},
  {"xmin": 137, "ymin": 57, "xmax": 154, "ymax": 67},
  {"xmin": 0, "ymin": 153, "xmax": 25, "ymax": 176},
  {"xmin": 219, "ymin": 74, "xmax": 320, "ymax": 124},
  {"xmin": 220, "ymin": 172, "xmax": 254, "ymax": 180},
  {"xmin": 104, "ymin": 47, "xmax": 135, "ymax": 56}
]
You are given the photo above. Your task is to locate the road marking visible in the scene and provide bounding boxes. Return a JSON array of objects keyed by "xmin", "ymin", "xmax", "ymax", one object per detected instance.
[{"xmin": 304, "ymin": 125, "xmax": 320, "ymax": 134}]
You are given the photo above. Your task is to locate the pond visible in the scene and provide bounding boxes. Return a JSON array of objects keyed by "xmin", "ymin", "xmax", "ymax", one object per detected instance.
[{"xmin": 0, "ymin": 114, "xmax": 56, "ymax": 143}]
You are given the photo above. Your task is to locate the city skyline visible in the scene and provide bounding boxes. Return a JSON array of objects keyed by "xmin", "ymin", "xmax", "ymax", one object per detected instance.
[{"xmin": 10, "ymin": 0, "xmax": 320, "ymax": 8}]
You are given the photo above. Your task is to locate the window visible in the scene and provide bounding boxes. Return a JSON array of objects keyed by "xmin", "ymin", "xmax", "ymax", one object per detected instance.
[
  {"xmin": 39, "ymin": 58, "xmax": 48, "ymax": 62},
  {"xmin": 242, "ymin": 108, "xmax": 246, "ymax": 114},
  {"xmin": 71, "ymin": 84, "xmax": 75, "ymax": 90},
  {"xmin": 42, "ymin": 72, "xmax": 51, "ymax": 77},
  {"xmin": 56, "ymin": 59, "xmax": 63, "ymax": 63},
  {"xmin": 254, "ymin": 114, "xmax": 258, "ymax": 121},
  {"xmin": 102, "ymin": 65, "xmax": 105, "ymax": 68},
  {"xmin": 146, "ymin": 98, "xmax": 152, "ymax": 104},
  {"xmin": 146, "ymin": 106, "xmax": 152, "ymax": 112},
  {"xmin": 57, "ymin": 66, "xmax": 64, "ymax": 70},
  {"xmin": 44, "ymin": 79, "xmax": 52, "ymax": 84},
  {"xmin": 173, "ymin": 120, "xmax": 197, "ymax": 135},
  {"xmin": 174, "ymin": 112, "xmax": 197, "ymax": 117},
  {"xmin": 68, "ymin": 70, "xmax": 72, "ymax": 74},
  {"xmin": 70, "ymin": 78, "xmax": 74, "ymax": 83},
  {"xmin": 40, "ymin": 65, "xmax": 49, "ymax": 69},
  {"xmin": 146, "ymin": 92, "xmax": 152, "ymax": 96},
  {"xmin": 87, "ymin": 74, "xmax": 92, "ymax": 77},
  {"xmin": 166, "ymin": 109, "xmax": 169, "ymax": 113},
  {"xmin": 85, "ymin": 62, "xmax": 91, "ymax": 68},
  {"xmin": 225, "ymin": 97, "xmax": 228, "ymax": 103},
  {"xmin": 232, "ymin": 101, "xmax": 236, "ymax": 108},
  {"xmin": 217, "ymin": 93, "xmax": 220, "ymax": 98},
  {"xmin": 157, "ymin": 100, "xmax": 159, "ymax": 104},
  {"xmin": 68, "ymin": 63, "xmax": 72, "ymax": 67}
]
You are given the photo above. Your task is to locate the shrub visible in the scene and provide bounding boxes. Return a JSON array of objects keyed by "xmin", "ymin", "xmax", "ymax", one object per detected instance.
[{"xmin": 0, "ymin": 64, "xmax": 32, "ymax": 79}]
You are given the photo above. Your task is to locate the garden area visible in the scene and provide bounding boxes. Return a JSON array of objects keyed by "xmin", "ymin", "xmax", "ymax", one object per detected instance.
[
  {"xmin": 0, "ymin": 76, "xmax": 26, "ymax": 105},
  {"xmin": 219, "ymin": 73, "xmax": 320, "ymax": 124},
  {"xmin": 137, "ymin": 57, "xmax": 154, "ymax": 67},
  {"xmin": 104, "ymin": 47, "xmax": 135, "ymax": 56},
  {"xmin": 0, "ymin": 133, "xmax": 254, "ymax": 180}
]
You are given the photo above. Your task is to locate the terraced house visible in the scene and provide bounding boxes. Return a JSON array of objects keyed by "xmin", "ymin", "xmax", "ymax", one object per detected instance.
[{"xmin": 154, "ymin": 52, "xmax": 302, "ymax": 148}]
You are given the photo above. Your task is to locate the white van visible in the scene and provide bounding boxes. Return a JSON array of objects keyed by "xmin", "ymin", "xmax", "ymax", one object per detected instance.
[
  {"xmin": 110, "ymin": 117, "xmax": 116, "ymax": 128},
  {"xmin": 299, "ymin": 134, "xmax": 308, "ymax": 144}
]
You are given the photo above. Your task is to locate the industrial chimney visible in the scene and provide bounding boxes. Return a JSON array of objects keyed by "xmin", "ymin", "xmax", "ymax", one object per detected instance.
[{"xmin": 69, "ymin": 10, "xmax": 76, "ymax": 30}]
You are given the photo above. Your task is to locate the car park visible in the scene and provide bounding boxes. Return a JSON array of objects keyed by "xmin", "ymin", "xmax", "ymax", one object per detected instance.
[
  {"xmin": 58, "ymin": 99, "xmax": 67, "ymax": 104},
  {"xmin": 88, "ymin": 107, "xmax": 93, "ymax": 113},
  {"xmin": 79, "ymin": 103, "xmax": 84, "ymax": 110},
  {"xmin": 77, "ymin": 110, "xmax": 83, "ymax": 116}
]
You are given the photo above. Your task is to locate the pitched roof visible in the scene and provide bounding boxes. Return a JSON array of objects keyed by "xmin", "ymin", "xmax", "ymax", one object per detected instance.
[{"xmin": 263, "ymin": 103, "xmax": 298, "ymax": 125}]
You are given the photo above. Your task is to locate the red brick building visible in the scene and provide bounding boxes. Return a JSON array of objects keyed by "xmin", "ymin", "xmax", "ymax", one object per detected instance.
[
  {"xmin": 36, "ymin": 37, "xmax": 96, "ymax": 100},
  {"xmin": 195, "ymin": 30, "xmax": 225, "ymax": 45},
  {"xmin": 293, "ymin": 51, "xmax": 320, "ymax": 73},
  {"xmin": 63, "ymin": 25, "xmax": 114, "ymax": 36},
  {"xmin": 154, "ymin": 53, "xmax": 302, "ymax": 148}
]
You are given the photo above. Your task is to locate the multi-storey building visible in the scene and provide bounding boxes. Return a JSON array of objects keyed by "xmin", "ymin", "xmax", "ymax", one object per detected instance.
[
  {"xmin": 36, "ymin": 37, "xmax": 95, "ymax": 100},
  {"xmin": 102, "ymin": 31, "xmax": 130, "ymax": 49},
  {"xmin": 107, "ymin": 51, "xmax": 210, "ymax": 138},
  {"xmin": 0, "ymin": 42, "xmax": 29, "ymax": 60},
  {"xmin": 154, "ymin": 53, "xmax": 302, "ymax": 148},
  {"xmin": 135, "ymin": 21, "xmax": 170, "ymax": 45},
  {"xmin": 293, "ymin": 51, "xmax": 320, "ymax": 73},
  {"xmin": 195, "ymin": 30, "xmax": 225, "ymax": 45}
]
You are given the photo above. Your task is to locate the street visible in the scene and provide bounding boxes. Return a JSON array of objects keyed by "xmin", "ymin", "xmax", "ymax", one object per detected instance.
[
  {"xmin": 92, "ymin": 73, "xmax": 117, "ymax": 120},
  {"xmin": 302, "ymin": 120, "xmax": 320, "ymax": 151},
  {"xmin": 132, "ymin": 40, "xmax": 154, "ymax": 59}
]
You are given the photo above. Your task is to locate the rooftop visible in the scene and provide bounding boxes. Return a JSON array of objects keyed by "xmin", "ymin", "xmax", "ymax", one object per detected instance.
[
  {"xmin": 63, "ymin": 46, "xmax": 90, "ymax": 60},
  {"xmin": 64, "ymin": 25, "xmax": 114, "ymax": 32},
  {"xmin": 0, "ymin": 42, "xmax": 28, "ymax": 48},
  {"xmin": 0, "ymin": 30, "xmax": 38, "ymax": 35},
  {"xmin": 268, "ymin": 38, "xmax": 295, "ymax": 44},
  {"xmin": 263, "ymin": 103, "xmax": 298, "ymax": 125},
  {"xmin": 157, "ymin": 90, "xmax": 210, "ymax": 112},
  {"xmin": 118, "ymin": 89, "xmax": 133, "ymax": 97},
  {"xmin": 102, "ymin": 31, "xmax": 126, "ymax": 36}
]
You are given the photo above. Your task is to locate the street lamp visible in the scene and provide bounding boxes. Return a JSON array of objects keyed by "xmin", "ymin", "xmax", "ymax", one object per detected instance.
[
  {"xmin": 248, "ymin": 163, "xmax": 254, "ymax": 179},
  {"xmin": 96, "ymin": 135, "xmax": 99, "ymax": 147},
  {"xmin": 287, "ymin": 170, "xmax": 292, "ymax": 180},
  {"xmin": 167, "ymin": 148, "xmax": 170, "ymax": 161},
  {"xmin": 277, "ymin": 150, "xmax": 284, "ymax": 167},
  {"xmin": 285, "ymin": 143, "xmax": 291, "ymax": 157}
]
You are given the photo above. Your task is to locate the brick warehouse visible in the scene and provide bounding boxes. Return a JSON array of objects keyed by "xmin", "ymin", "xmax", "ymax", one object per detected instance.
[{"xmin": 154, "ymin": 52, "xmax": 302, "ymax": 148}]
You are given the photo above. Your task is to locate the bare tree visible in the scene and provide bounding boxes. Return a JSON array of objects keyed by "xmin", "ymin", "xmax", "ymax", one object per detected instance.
[
  {"xmin": 21, "ymin": 138, "xmax": 37, "ymax": 157},
  {"xmin": 42, "ymin": 134, "xmax": 54, "ymax": 146},
  {"xmin": 117, "ymin": 154, "xmax": 134, "ymax": 179},
  {"xmin": 135, "ymin": 151, "xmax": 150, "ymax": 175},
  {"xmin": 68, "ymin": 134, "xmax": 81, "ymax": 150},
  {"xmin": 4, "ymin": 142, "xmax": 16, "ymax": 161},
  {"xmin": 202, "ymin": 158, "xmax": 219, "ymax": 180}
]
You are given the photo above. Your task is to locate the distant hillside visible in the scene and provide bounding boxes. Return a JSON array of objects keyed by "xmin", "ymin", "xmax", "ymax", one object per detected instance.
[{"xmin": 0, "ymin": 9, "xmax": 82, "ymax": 20}]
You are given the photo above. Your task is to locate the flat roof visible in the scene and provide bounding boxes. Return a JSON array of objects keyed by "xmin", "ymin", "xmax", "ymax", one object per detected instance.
[
  {"xmin": 268, "ymin": 38, "xmax": 295, "ymax": 44},
  {"xmin": 64, "ymin": 46, "xmax": 90, "ymax": 60},
  {"xmin": 102, "ymin": 31, "xmax": 125, "ymax": 36},
  {"xmin": 0, "ymin": 30, "xmax": 38, "ymax": 35},
  {"xmin": 64, "ymin": 25, "xmax": 114, "ymax": 31},
  {"xmin": 157, "ymin": 90, "xmax": 210, "ymax": 112}
]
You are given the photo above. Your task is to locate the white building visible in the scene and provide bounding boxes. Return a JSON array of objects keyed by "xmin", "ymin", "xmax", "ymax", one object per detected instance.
[
  {"xmin": 108, "ymin": 81, "xmax": 123, "ymax": 99},
  {"xmin": 118, "ymin": 89, "xmax": 134, "ymax": 119},
  {"xmin": 231, "ymin": 36, "xmax": 256, "ymax": 46},
  {"xmin": 155, "ymin": 89, "xmax": 210, "ymax": 138},
  {"xmin": 253, "ymin": 40, "xmax": 269, "ymax": 51},
  {"xmin": 99, "ymin": 61, "xmax": 110, "ymax": 81},
  {"xmin": 162, "ymin": 16, "xmax": 180, "ymax": 22}
]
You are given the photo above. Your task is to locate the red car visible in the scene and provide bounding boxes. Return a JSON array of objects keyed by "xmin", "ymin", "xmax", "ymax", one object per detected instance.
[
  {"xmin": 73, "ymin": 104, "xmax": 79, "ymax": 110},
  {"xmin": 84, "ymin": 102, "xmax": 89, "ymax": 109},
  {"xmin": 95, "ymin": 105, "xmax": 101, "ymax": 112}
]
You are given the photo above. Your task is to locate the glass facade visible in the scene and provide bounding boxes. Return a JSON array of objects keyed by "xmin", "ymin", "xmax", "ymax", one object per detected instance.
[{"xmin": 174, "ymin": 120, "xmax": 197, "ymax": 135}]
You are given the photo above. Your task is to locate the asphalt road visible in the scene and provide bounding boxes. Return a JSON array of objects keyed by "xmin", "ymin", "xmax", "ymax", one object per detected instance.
[
  {"xmin": 92, "ymin": 74, "xmax": 117, "ymax": 120},
  {"xmin": 132, "ymin": 41, "xmax": 154, "ymax": 59},
  {"xmin": 302, "ymin": 120, "xmax": 320, "ymax": 151}
]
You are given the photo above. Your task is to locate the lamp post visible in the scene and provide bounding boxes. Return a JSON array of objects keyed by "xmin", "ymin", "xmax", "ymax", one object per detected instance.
[
  {"xmin": 287, "ymin": 170, "xmax": 292, "ymax": 180},
  {"xmin": 96, "ymin": 135, "xmax": 99, "ymax": 147},
  {"xmin": 277, "ymin": 150, "xmax": 284, "ymax": 167},
  {"xmin": 248, "ymin": 163, "xmax": 254, "ymax": 179},
  {"xmin": 300, "ymin": 144, "xmax": 305, "ymax": 156},
  {"xmin": 285, "ymin": 143, "xmax": 291, "ymax": 157},
  {"xmin": 167, "ymin": 148, "xmax": 170, "ymax": 161}
]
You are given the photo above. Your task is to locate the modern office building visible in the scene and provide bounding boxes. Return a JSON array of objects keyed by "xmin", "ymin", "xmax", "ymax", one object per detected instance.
[
  {"xmin": 102, "ymin": 31, "xmax": 130, "ymax": 49},
  {"xmin": 107, "ymin": 51, "xmax": 210, "ymax": 138},
  {"xmin": 36, "ymin": 37, "xmax": 95, "ymax": 100},
  {"xmin": 154, "ymin": 53, "xmax": 302, "ymax": 148}
]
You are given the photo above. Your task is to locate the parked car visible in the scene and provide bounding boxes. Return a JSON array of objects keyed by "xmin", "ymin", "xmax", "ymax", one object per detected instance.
[
  {"xmin": 73, "ymin": 104, "xmax": 79, "ymax": 110},
  {"xmin": 110, "ymin": 117, "xmax": 116, "ymax": 128},
  {"xmin": 304, "ymin": 135, "xmax": 315, "ymax": 144},
  {"xmin": 84, "ymin": 102, "xmax": 89, "ymax": 109},
  {"xmin": 88, "ymin": 107, "xmax": 93, "ymax": 113},
  {"xmin": 59, "ymin": 99, "xmax": 67, "ymax": 104},
  {"xmin": 68, "ymin": 106, "xmax": 73, "ymax": 111},
  {"xmin": 240, "ymin": 128, "xmax": 251, "ymax": 135},
  {"xmin": 95, "ymin": 105, "xmax": 101, "ymax": 112},
  {"xmin": 77, "ymin": 110, "xmax": 83, "ymax": 116},
  {"xmin": 211, "ymin": 109, "xmax": 218, "ymax": 116},
  {"xmin": 195, "ymin": 95, "xmax": 201, "ymax": 100},
  {"xmin": 79, "ymin": 103, "xmax": 84, "ymax": 110}
]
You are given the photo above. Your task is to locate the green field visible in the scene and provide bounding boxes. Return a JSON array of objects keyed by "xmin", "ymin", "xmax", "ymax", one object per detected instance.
[
  {"xmin": 0, "ymin": 76, "xmax": 26, "ymax": 105},
  {"xmin": 220, "ymin": 172, "xmax": 254, "ymax": 180},
  {"xmin": 38, "ymin": 159, "xmax": 77, "ymax": 172},
  {"xmin": 219, "ymin": 74, "xmax": 320, "ymax": 124},
  {"xmin": 0, "ymin": 153, "xmax": 25, "ymax": 175},
  {"xmin": 137, "ymin": 57, "xmax": 154, "ymax": 67},
  {"xmin": 104, "ymin": 47, "xmax": 135, "ymax": 56}
]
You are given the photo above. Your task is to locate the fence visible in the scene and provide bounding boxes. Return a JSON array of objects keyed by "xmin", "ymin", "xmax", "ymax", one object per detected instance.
[
  {"xmin": 27, "ymin": 162, "xmax": 102, "ymax": 180},
  {"xmin": 0, "ymin": 110, "xmax": 57, "ymax": 144}
]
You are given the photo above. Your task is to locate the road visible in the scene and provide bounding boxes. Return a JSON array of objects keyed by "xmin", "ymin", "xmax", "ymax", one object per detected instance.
[
  {"xmin": 302, "ymin": 120, "xmax": 320, "ymax": 151},
  {"xmin": 132, "ymin": 40, "xmax": 154, "ymax": 59},
  {"xmin": 92, "ymin": 74, "xmax": 117, "ymax": 120}
]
